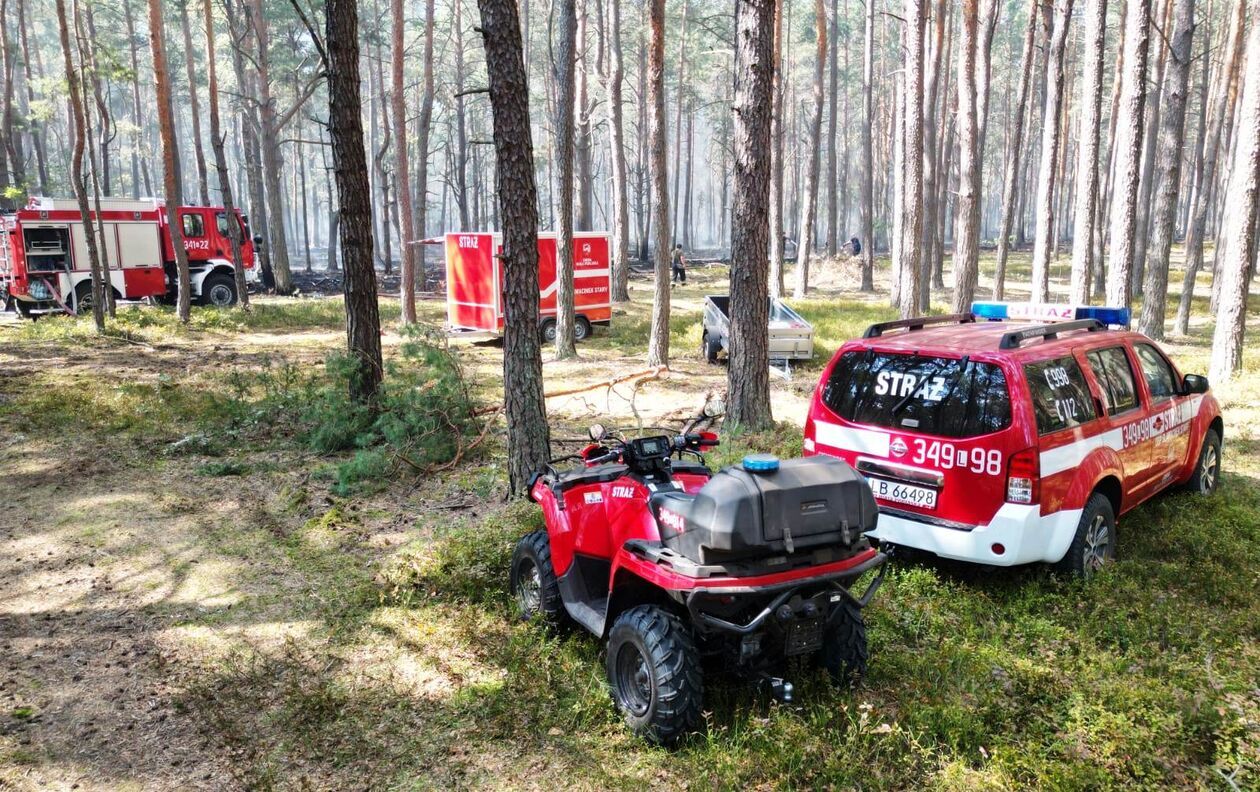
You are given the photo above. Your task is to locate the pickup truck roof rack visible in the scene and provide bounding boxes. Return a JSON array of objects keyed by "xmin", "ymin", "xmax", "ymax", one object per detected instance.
[
  {"xmin": 862, "ymin": 312, "xmax": 975, "ymax": 339},
  {"xmin": 998, "ymin": 319, "xmax": 1105, "ymax": 349}
]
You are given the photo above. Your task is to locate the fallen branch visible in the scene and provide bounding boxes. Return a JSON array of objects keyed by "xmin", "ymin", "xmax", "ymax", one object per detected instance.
[{"xmin": 544, "ymin": 365, "xmax": 666, "ymax": 399}]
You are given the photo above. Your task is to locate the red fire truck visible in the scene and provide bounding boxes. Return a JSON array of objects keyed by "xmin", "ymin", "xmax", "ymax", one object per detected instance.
[
  {"xmin": 443, "ymin": 231, "xmax": 612, "ymax": 341},
  {"xmin": 0, "ymin": 197, "xmax": 258, "ymax": 317}
]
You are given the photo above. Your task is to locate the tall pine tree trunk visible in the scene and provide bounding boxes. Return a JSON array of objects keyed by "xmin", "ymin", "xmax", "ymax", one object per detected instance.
[
  {"xmin": 898, "ymin": 0, "xmax": 925, "ymax": 319},
  {"xmin": 179, "ymin": 0, "xmax": 209, "ymax": 205},
  {"xmin": 1178, "ymin": 0, "xmax": 1244, "ymax": 334},
  {"xmin": 793, "ymin": 0, "xmax": 827, "ymax": 298},
  {"xmin": 1029, "ymin": 0, "xmax": 1073, "ymax": 304},
  {"xmin": 1138, "ymin": 0, "xmax": 1195, "ymax": 338},
  {"xmin": 1106, "ymin": 0, "xmax": 1152, "ymax": 309},
  {"xmin": 606, "ymin": 0, "xmax": 630, "ymax": 302},
  {"xmin": 1209, "ymin": 0, "xmax": 1260, "ymax": 383},
  {"xmin": 645, "ymin": 0, "xmax": 671, "ymax": 367},
  {"xmin": 203, "ymin": 0, "xmax": 248, "ymax": 309},
  {"xmin": 993, "ymin": 0, "xmax": 1037, "ymax": 299},
  {"xmin": 859, "ymin": 0, "xmax": 874, "ymax": 290},
  {"xmin": 476, "ymin": 0, "xmax": 551, "ymax": 493},
  {"xmin": 392, "ymin": 0, "xmax": 417, "ymax": 323},
  {"xmin": 768, "ymin": 0, "xmax": 786, "ymax": 296},
  {"xmin": 951, "ymin": 0, "xmax": 981, "ymax": 312},
  {"xmin": 727, "ymin": 0, "xmax": 775, "ymax": 430},
  {"xmin": 327, "ymin": 0, "xmax": 383, "ymax": 404},
  {"xmin": 1069, "ymin": 0, "xmax": 1107, "ymax": 303},
  {"xmin": 552, "ymin": 0, "xmax": 578, "ymax": 358}
]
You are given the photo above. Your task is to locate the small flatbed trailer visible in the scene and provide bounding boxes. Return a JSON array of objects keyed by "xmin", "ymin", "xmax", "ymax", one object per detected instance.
[{"xmin": 701, "ymin": 295, "xmax": 814, "ymax": 376}]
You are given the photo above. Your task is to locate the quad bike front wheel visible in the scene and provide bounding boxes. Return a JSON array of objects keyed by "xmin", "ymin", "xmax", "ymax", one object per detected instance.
[
  {"xmin": 509, "ymin": 531, "xmax": 567, "ymax": 627},
  {"xmin": 820, "ymin": 598, "xmax": 869, "ymax": 686},
  {"xmin": 605, "ymin": 605, "xmax": 703, "ymax": 745}
]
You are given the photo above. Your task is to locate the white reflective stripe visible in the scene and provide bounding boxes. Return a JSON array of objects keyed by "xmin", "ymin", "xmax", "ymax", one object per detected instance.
[
  {"xmin": 575, "ymin": 267, "xmax": 611, "ymax": 279},
  {"xmin": 1039, "ymin": 428, "xmax": 1123, "ymax": 477},
  {"xmin": 813, "ymin": 420, "xmax": 890, "ymax": 457}
]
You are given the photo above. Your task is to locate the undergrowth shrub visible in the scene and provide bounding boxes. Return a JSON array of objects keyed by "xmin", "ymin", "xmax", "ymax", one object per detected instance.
[
  {"xmin": 376, "ymin": 501, "xmax": 543, "ymax": 607},
  {"xmin": 220, "ymin": 324, "xmax": 480, "ymax": 493}
]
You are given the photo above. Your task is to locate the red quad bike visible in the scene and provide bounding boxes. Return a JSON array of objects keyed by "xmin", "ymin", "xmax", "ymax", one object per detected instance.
[{"xmin": 512, "ymin": 418, "xmax": 889, "ymax": 744}]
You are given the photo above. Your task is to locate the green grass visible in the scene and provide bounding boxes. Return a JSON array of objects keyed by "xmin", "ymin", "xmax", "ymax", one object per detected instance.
[{"xmin": 3, "ymin": 250, "xmax": 1258, "ymax": 789}]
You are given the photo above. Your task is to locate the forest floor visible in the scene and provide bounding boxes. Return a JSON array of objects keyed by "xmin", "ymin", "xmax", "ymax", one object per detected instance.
[{"xmin": 1, "ymin": 251, "xmax": 1258, "ymax": 790}]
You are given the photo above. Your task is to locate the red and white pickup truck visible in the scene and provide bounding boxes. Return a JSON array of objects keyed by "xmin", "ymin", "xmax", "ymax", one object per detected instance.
[
  {"xmin": 0, "ymin": 196, "xmax": 257, "ymax": 316},
  {"xmin": 804, "ymin": 302, "xmax": 1223, "ymax": 578}
]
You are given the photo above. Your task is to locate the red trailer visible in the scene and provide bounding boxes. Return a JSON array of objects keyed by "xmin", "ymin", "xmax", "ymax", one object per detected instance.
[
  {"xmin": 444, "ymin": 231, "xmax": 612, "ymax": 341},
  {"xmin": 0, "ymin": 196, "xmax": 257, "ymax": 317}
]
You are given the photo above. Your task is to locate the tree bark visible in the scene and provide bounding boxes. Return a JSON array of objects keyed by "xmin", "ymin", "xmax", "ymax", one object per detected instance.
[
  {"xmin": 793, "ymin": 0, "xmax": 827, "ymax": 298},
  {"xmin": 1106, "ymin": 0, "xmax": 1152, "ymax": 309},
  {"xmin": 123, "ymin": 0, "xmax": 149, "ymax": 198},
  {"xmin": 1029, "ymin": 0, "xmax": 1073, "ymax": 304},
  {"xmin": 727, "ymin": 0, "xmax": 776, "ymax": 431},
  {"xmin": 825, "ymin": 0, "xmax": 840, "ymax": 257},
  {"xmin": 552, "ymin": 0, "xmax": 578, "ymax": 359},
  {"xmin": 249, "ymin": 0, "xmax": 294, "ymax": 294},
  {"xmin": 768, "ymin": 0, "xmax": 787, "ymax": 296},
  {"xmin": 575, "ymin": 0, "xmax": 594, "ymax": 231},
  {"xmin": 993, "ymin": 0, "xmax": 1038, "ymax": 300},
  {"xmin": 670, "ymin": 0, "xmax": 690, "ymax": 247},
  {"xmin": 606, "ymin": 0, "xmax": 630, "ymax": 302},
  {"xmin": 898, "ymin": 0, "xmax": 925, "ymax": 319},
  {"xmin": 645, "ymin": 0, "xmax": 671, "ymax": 367},
  {"xmin": 1069, "ymin": 0, "xmax": 1108, "ymax": 303},
  {"xmin": 179, "ymin": 0, "xmax": 209, "ymax": 205},
  {"xmin": 918, "ymin": 0, "xmax": 946, "ymax": 310},
  {"xmin": 1134, "ymin": 0, "xmax": 1174, "ymax": 295},
  {"xmin": 55, "ymin": 0, "xmax": 104, "ymax": 331},
  {"xmin": 415, "ymin": 0, "xmax": 436, "ymax": 289},
  {"xmin": 858, "ymin": 0, "xmax": 874, "ymax": 290},
  {"xmin": 203, "ymin": 0, "xmax": 249, "ymax": 309},
  {"xmin": 1138, "ymin": 0, "xmax": 1196, "ymax": 338},
  {"xmin": 392, "ymin": 0, "xmax": 417, "ymax": 323},
  {"xmin": 145, "ymin": 0, "xmax": 192, "ymax": 322},
  {"xmin": 1177, "ymin": 0, "xmax": 1244, "ymax": 334},
  {"xmin": 476, "ymin": 0, "xmax": 551, "ymax": 493},
  {"xmin": 951, "ymin": 0, "xmax": 981, "ymax": 312},
  {"xmin": 1209, "ymin": 0, "xmax": 1260, "ymax": 383},
  {"xmin": 327, "ymin": 0, "xmax": 383, "ymax": 404}
]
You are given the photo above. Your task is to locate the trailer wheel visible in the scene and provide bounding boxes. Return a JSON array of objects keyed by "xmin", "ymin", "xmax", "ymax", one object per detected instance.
[
  {"xmin": 574, "ymin": 316, "xmax": 592, "ymax": 341},
  {"xmin": 200, "ymin": 273, "xmax": 238, "ymax": 307},
  {"xmin": 702, "ymin": 333, "xmax": 721, "ymax": 364},
  {"xmin": 539, "ymin": 318, "xmax": 558, "ymax": 343}
]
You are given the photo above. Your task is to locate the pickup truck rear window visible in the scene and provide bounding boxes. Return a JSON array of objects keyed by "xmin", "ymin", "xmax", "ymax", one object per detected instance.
[{"xmin": 823, "ymin": 351, "xmax": 1011, "ymax": 438}]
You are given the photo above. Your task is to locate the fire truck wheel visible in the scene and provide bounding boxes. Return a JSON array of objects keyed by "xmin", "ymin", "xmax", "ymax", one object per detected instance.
[
  {"xmin": 539, "ymin": 318, "xmax": 558, "ymax": 343},
  {"xmin": 1184, "ymin": 429, "xmax": 1221, "ymax": 496},
  {"xmin": 574, "ymin": 316, "xmax": 592, "ymax": 341},
  {"xmin": 201, "ymin": 273, "xmax": 238, "ymax": 307},
  {"xmin": 1056, "ymin": 493, "xmax": 1117, "ymax": 580},
  {"xmin": 72, "ymin": 282, "xmax": 96, "ymax": 315}
]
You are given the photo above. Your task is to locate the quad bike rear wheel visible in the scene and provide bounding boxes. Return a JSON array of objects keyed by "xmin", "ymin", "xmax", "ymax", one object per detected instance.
[
  {"xmin": 509, "ymin": 531, "xmax": 568, "ymax": 627},
  {"xmin": 820, "ymin": 598, "xmax": 868, "ymax": 686},
  {"xmin": 605, "ymin": 605, "xmax": 703, "ymax": 745}
]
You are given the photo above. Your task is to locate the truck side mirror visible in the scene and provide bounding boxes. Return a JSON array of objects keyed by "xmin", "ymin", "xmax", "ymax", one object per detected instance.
[
  {"xmin": 588, "ymin": 423, "xmax": 606, "ymax": 441},
  {"xmin": 1182, "ymin": 373, "xmax": 1209, "ymax": 394}
]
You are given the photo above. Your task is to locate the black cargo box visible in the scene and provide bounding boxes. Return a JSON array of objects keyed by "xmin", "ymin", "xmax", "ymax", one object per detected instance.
[{"xmin": 652, "ymin": 455, "xmax": 877, "ymax": 565}]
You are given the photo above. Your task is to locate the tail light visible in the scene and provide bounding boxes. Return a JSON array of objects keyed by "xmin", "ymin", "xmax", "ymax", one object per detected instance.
[{"xmin": 1006, "ymin": 447, "xmax": 1039, "ymax": 504}]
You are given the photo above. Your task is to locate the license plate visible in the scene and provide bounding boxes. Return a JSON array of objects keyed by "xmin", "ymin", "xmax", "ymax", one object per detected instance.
[
  {"xmin": 785, "ymin": 616, "xmax": 823, "ymax": 656},
  {"xmin": 868, "ymin": 477, "xmax": 938, "ymax": 509}
]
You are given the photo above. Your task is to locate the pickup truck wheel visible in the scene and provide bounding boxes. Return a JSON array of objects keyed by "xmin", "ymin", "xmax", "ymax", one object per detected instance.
[
  {"xmin": 1184, "ymin": 429, "xmax": 1221, "ymax": 496},
  {"xmin": 606, "ymin": 605, "xmax": 703, "ymax": 746},
  {"xmin": 821, "ymin": 599, "xmax": 868, "ymax": 686},
  {"xmin": 574, "ymin": 316, "xmax": 592, "ymax": 341},
  {"xmin": 1056, "ymin": 493, "xmax": 1116, "ymax": 580},
  {"xmin": 509, "ymin": 531, "xmax": 568, "ymax": 627},
  {"xmin": 201, "ymin": 273, "xmax": 238, "ymax": 307}
]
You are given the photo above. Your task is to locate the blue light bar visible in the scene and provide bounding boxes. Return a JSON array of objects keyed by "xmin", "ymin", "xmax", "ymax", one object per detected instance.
[
  {"xmin": 743, "ymin": 454, "xmax": 780, "ymax": 473},
  {"xmin": 970, "ymin": 301, "xmax": 1130, "ymax": 328}
]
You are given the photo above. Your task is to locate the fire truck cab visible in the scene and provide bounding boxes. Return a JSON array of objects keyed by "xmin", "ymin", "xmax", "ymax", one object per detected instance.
[{"xmin": 0, "ymin": 197, "xmax": 257, "ymax": 317}]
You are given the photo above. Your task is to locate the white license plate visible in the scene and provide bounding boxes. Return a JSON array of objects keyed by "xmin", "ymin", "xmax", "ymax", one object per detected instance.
[{"xmin": 868, "ymin": 477, "xmax": 938, "ymax": 509}]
